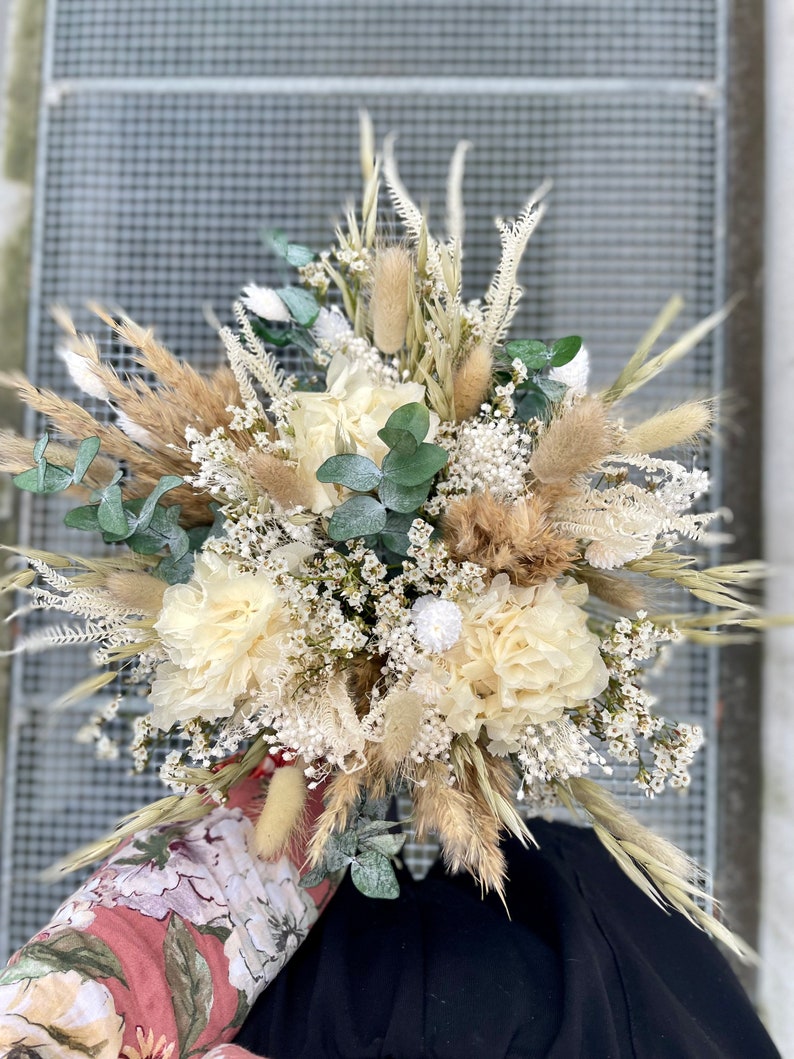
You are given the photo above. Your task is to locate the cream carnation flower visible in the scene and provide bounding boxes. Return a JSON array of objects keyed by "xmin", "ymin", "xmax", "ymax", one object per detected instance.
[
  {"xmin": 149, "ymin": 552, "xmax": 292, "ymax": 729},
  {"xmin": 279, "ymin": 351, "xmax": 432, "ymax": 514},
  {"xmin": 436, "ymin": 575, "xmax": 608, "ymax": 754}
]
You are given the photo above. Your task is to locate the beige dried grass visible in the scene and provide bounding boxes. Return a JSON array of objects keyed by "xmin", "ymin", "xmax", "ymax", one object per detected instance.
[
  {"xmin": 529, "ymin": 396, "xmax": 615, "ymax": 484},
  {"xmin": 378, "ymin": 687, "xmax": 425, "ymax": 769},
  {"xmin": 444, "ymin": 490, "xmax": 578, "ymax": 586},
  {"xmin": 254, "ymin": 762, "xmax": 309, "ymax": 859},
  {"xmin": 371, "ymin": 246, "xmax": 412, "ymax": 354},
  {"xmin": 244, "ymin": 450, "xmax": 313, "ymax": 511},
  {"xmin": 103, "ymin": 571, "xmax": 167, "ymax": 616},
  {"xmin": 621, "ymin": 399, "xmax": 714, "ymax": 454},
  {"xmin": 451, "ymin": 343, "xmax": 492, "ymax": 421}
]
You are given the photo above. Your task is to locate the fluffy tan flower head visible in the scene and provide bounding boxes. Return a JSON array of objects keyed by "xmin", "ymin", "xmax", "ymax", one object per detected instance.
[
  {"xmin": 434, "ymin": 575, "xmax": 608, "ymax": 753},
  {"xmin": 149, "ymin": 552, "xmax": 292, "ymax": 729},
  {"xmin": 279, "ymin": 351, "xmax": 430, "ymax": 514},
  {"xmin": 443, "ymin": 490, "xmax": 579, "ymax": 585}
]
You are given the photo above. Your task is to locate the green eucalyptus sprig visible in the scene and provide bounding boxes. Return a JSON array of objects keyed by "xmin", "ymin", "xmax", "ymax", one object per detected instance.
[
  {"xmin": 316, "ymin": 402, "xmax": 448, "ymax": 556},
  {"xmin": 11, "ymin": 432, "xmax": 216, "ymax": 584},
  {"xmin": 496, "ymin": 334, "xmax": 582, "ymax": 419},
  {"xmin": 248, "ymin": 230, "xmax": 321, "ymax": 358},
  {"xmin": 299, "ymin": 793, "xmax": 406, "ymax": 899}
]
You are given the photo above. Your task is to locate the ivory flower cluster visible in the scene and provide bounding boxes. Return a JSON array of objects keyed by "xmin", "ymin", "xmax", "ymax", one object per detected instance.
[{"xmin": 4, "ymin": 125, "xmax": 755, "ymax": 914}]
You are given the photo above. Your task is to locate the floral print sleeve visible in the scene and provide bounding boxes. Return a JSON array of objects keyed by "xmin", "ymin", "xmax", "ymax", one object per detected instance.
[{"xmin": 0, "ymin": 763, "xmax": 336, "ymax": 1059}]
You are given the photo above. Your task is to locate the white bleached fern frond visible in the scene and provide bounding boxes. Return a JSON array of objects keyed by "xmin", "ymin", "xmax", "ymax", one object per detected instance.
[
  {"xmin": 382, "ymin": 134, "xmax": 447, "ymax": 291},
  {"xmin": 232, "ymin": 301, "xmax": 293, "ymax": 400},
  {"xmin": 481, "ymin": 184, "xmax": 551, "ymax": 352},
  {"xmin": 445, "ymin": 138, "xmax": 471, "ymax": 247}
]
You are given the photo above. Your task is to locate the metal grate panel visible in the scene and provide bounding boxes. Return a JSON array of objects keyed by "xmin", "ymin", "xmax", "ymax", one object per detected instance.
[
  {"xmin": 2, "ymin": 0, "xmax": 725, "ymax": 956},
  {"xmin": 51, "ymin": 0, "xmax": 718, "ymax": 81}
]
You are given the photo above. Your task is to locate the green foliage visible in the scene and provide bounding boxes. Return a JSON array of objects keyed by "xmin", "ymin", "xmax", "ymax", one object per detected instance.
[
  {"xmin": 264, "ymin": 228, "xmax": 316, "ymax": 269},
  {"xmin": 13, "ymin": 433, "xmax": 199, "ymax": 578},
  {"xmin": 13, "ymin": 434, "xmax": 101, "ymax": 494},
  {"xmin": 276, "ymin": 286, "xmax": 320, "ymax": 327},
  {"xmin": 498, "ymin": 335, "xmax": 583, "ymax": 420},
  {"xmin": 317, "ymin": 403, "xmax": 447, "ymax": 555},
  {"xmin": 300, "ymin": 794, "xmax": 405, "ymax": 900}
]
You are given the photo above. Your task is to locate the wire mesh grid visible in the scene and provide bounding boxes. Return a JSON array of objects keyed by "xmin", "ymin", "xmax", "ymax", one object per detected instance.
[
  {"xmin": 2, "ymin": 0, "xmax": 724, "ymax": 955},
  {"xmin": 50, "ymin": 0, "xmax": 718, "ymax": 81}
]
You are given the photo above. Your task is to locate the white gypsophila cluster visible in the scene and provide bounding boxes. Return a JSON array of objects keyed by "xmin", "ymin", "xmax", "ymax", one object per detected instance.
[
  {"xmin": 425, "ymin": 414, "xmax": 533, "ymax": 516},
  {"xmin": 299, "ymin": 256, "xmax": 331, "ymax": 296},
  {"xmin": 185, "ymin": 424, "xmax": 254, "ymax": 503},
  {"xmin": 586, "ymin": 613, "xmax": 702, "ymax": 793},
  {"xmin": 516, "ymin": 719, "xmax": 608, "ymax": 790},
  {"xmin": 371, "ymin": 521, "xmax": 487, "ymax": 679},
  {"xmin": 554, "ymin": 455, "xmax": 715, "ymax": 570}
]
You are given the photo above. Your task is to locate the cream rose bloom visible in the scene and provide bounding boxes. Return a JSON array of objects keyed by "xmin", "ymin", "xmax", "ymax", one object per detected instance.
[
  {"xmin": 279, "ymin": 351, "xmax": 431, "ymax": 514},
  {"xmin": 436, "ymin": 575, "xmax": 608, "ymax": 753},
  {"xmin": 0, "ymin": 970, "xmax": 124, "ymax": 1059},
  {"xmin": 149, "ymin": 552, "xmax": 292, "ymax": 729}
]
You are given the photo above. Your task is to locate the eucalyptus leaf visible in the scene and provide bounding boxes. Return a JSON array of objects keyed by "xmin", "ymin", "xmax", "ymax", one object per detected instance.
[
  {"xmin": 132, "ymin": 474, "xmax": 183, "ymax": 532},
  {"xmin": 381, "ymin": 510, "xmax": 415, "ymax": 555},
  {"xmin": 264, "ymin": 229, "xmax": 315, "ymax": 268},
  {"xmin": 378, "ymin": 402, "xmax": 430, "ymax": 445},
  {"xmin": 356, "ymin": 819, "xmax": 401, "ymax": 838},
  {"xmin": 504, "ymin": 339, "xmax": 549, "ymax": 371},
  {"xmin": 14, "ymin": 463, "xmax": 73, "ymax": 494},
  {"xmin": 535, "ymin": 377, "xmax": 569, "ymax": 403},
  {"xmin": 377, "ymin": 475, "xmax": 432, "ymax": 513},
  {"xmin": 550, "ymin": 335, "xmax": 582, "ymax": 367},
  {"xmin": 276, "ymin": 286, "xmax": 320, "ymax": 327},
  {"xmin": 376, "ymin": 427, "xmax": 418, "ymax": 456},
  {"xmin": 97, "ymin": 485, "xmax": 130, "ymax": 536},
  {"xmin": 324, "ymin": 832, "xmax": 356, "ymax": 872},
  {"xmin": 32, "ymin": 433, "xmax": 49, "ymax": 462},
  {"xmin": 317, "ymin": 454, "xmax": 382, "ymax": 492},
  {"xmin": 351, "ymin": 851, "xmax": 400, "ymax": 899},
  {"xmin": 72, "ymin": 436, "xmax": 102, "ymax": 484},
  {"xmin": 299, "ymin": 863, "xmax": 329, "ymax": 889},
  {"xmin": 358, "ymin": 832, "xmax": 406, "ymax": 858},
  {"xmin": 382, "ymin": 443, "xmax": 448, "ymax": 486},
  {"xmin": 327, "ymin": 495, "xmax": 387, "ymax": 541},
  {"xmin": 64, "ymin": 504, "xmax": 101, "ymax": 531}
]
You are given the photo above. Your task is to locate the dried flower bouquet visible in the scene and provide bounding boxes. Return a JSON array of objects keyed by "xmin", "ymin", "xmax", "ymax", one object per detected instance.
[{"xmin": 0, "ymin": 116, "xmax": 761, "ymax": 953}]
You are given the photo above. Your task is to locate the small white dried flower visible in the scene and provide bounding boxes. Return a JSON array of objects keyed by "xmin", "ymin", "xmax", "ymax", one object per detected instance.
[
  {"xmin": 549, "ymin": 345, "xmax": 590, "ymax": 394},
  {"xmin": 411, "ymin": 596, "xmax": 463, "ymax": 653},
  {"xmin": 56, "ymin": 345, "xmax": 109, "ymax": 400},
  {"xmin": 241, "ymin": 284, "xmax": 291, "ymax": 322}
]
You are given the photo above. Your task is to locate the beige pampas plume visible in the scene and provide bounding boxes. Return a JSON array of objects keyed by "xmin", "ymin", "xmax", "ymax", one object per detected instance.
[
  {"xmin": 378, "ymin": 688, "xmax": 425, "ymax": 769},
  {"xmin": 529, "ymin": 395, "xmax": 615, "ymax": 484},
  {"xmin": 444, "ymin": 490, "xmax": 578, "ymax": 586},
  {"xmin": 452, "ymin": 343, "xmax": 492, "ymax": 421},
  {"xmin": 414, "ymin": 761, "xmax": 507, "ymax": 899},
  {"xmin": 620, "ymin": 399, "xmax": 714, "ymax": 455},
  {"xmin": 103, "ymin": 571, "xmax": 167, "ymax": 616},
  {"xmin": 255, "ymin": 761, "xmax": 309, "ymax": 859},
  {"xmin": 244, "ymin": 451, "xmax": 312, "ymax": 511},
  {"xmin": 576, "ymin": 567, "xmax": 646, "ymax": 614},
  {"xmin": 371, "ymin": 246, "xmax": 412, "ymax": 354}
]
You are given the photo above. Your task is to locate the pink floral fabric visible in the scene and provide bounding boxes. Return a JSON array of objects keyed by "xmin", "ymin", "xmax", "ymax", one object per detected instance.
[{"xmin": 0, "ymin": 763, "xmax": 335, "ymax": 1059}]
